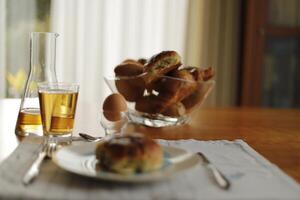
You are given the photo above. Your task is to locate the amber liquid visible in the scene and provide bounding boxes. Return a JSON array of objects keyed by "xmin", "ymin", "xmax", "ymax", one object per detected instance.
[
  {"xmin": 15, "ymin": 108, "xmax": 43, "ymax": 135},
  {"xmin": 39, "ymin": 90, "xmax": 78, "ymax": 136}
]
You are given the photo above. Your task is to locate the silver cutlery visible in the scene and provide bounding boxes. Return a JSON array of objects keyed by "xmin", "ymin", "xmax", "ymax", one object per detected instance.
[
  {"xmin": 197, "ymin": 152, "xmax": 231, "ymax": 190},
  {"xmin": 23, "ymin": 142, "xmax": 57, "ymax": 185},
  {"xmin": 169, "ymin": 151, "xmax": 230, "ymax": 190},
  {"xmin": 79, "ymin": 133, "xmax": 103, "ymax": 142}
]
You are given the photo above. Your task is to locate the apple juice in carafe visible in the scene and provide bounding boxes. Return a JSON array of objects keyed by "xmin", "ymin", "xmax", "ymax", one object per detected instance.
[
  {"xmin": 15, "ymin": 32, "xmax": 58, "ymax": 136},
  {"xmin": 15, "ymin": 108, "xmax": 42, "ymax": 134}
]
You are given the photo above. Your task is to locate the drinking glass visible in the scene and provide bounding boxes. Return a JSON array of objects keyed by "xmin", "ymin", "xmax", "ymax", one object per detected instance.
[{"xmin": 38, "ymin": 83, "xmax": 79, "ymax": 144}]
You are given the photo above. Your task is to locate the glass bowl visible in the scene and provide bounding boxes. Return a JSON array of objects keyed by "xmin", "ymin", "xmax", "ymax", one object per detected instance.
[{"xmin": 104, "ymin": 74, "xmax": 214, "ymax": 127}]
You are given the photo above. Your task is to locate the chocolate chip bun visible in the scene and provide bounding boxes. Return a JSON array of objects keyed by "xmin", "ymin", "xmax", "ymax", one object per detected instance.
[{"xmin": 95, "ymin": 134, "xmax": 163, "ymax": 174}]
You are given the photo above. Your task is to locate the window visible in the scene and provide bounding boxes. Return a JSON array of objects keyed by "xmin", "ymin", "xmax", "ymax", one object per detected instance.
[{"xmin": 2, "ymin": 0, "xmax": 51, "ymax": 98}]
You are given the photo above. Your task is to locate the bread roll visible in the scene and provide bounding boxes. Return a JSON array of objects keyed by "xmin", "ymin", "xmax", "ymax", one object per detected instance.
[
  {"xmin": 162, "ymin": 102, "xmax": 186, "ymax": 117},
  {"xmin": 135, "ymin": 95, "xmax": 166, "ymax": 114},
  {"xmin": 114, "ymin": 62, "xmax": 145, "ymax": 102},
  {"xmin": 143, "ymin": 51, "xmax": 181, "ymax": 85},
  {"xmin": 114, "ymin": 62, "xmax": 144, "ymax": 77},
  {"xmin": 199, "ymin": 67, "xmax": 215, "ymax": 81},
  {"xmin": 95, "ymin": 134, "xmax": 163, "ymax": 174},
  {"xmin": 153, "ymin": 69, "xmax": 198, "ymax": 112},
  {"xmin": 183, "ymin": 66, "xmax": 215, "ymax": 82},
  {"xmin": 137, "ymin": 58, "xmax": 147, "ymax": 65},
  {"xmin": 121, "ymin": 59, "xmax": 140, "ymax": 65},
  {"xmin": 181, "ymin": 81, "xmax": 214, "ymax": 112}
]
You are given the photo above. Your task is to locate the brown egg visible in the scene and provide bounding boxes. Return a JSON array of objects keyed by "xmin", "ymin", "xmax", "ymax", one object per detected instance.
[{"xmin": 103, "ymin": 93, "xmax": 127, "ymax": 121}]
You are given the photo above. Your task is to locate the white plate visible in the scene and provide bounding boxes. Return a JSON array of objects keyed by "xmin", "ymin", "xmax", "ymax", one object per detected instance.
[{"xmin": 52, "ymin": 143, "xmax": 200, "ymax": 183}]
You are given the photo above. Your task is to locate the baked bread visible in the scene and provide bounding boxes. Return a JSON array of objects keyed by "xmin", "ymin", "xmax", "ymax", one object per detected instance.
[
  {"xmin": 162, "ymin": 102, "xmax": 186, "ymax": 117},
  {"xmin": 114, "ymin": 62, "xmax": 144, "ymax": 77},
  {"xmin": 135, "ymin": 68, "xmax": 198, "ymax": 115},
  {"xmin": 181, "ymin": 81, "xmax": 214, "ymax": 112},
  {"xmin": 153, "ymin": 69, "xmax": 197, "ymax": 111},
  {"xmin": 143, "ymin": 51, "xmax": 181, "ymax": 85},
  {"xmin": 181, "ymin": 67, "xmax": 215, "ymax": 112},
  {"xmin": 183, "ymin": 66, "xmax": 215, "ymax": 82},
  {"xmin": 135, "ymin": 94, "xmax": 167, "ymax": 114},
  {"xmin": 113, "ymin": 52, "xmax": 215, "ymax": 117},
  {"xmin": 114, "ymin": 62, "xmax": 145, "ymax": 102},
  {"xmin": 137, "ymin": 58, "xmax": 147, "ymax": 65},
  {"xmin": 95, "ymin": 134, "xmax": 163, "ymax": 174},
  {"xmin": 121, "ymin": 58, "xmax": 147, "ymax": 65},
  {"xmin": 199, "ymin": 67, "xmax": 215, "ymax": 81}
]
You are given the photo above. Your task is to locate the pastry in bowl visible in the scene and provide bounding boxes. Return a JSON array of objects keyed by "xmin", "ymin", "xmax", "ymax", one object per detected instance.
[
  {"xmin": 95, "ymin": 134, "xmax": 163, "ymax": 175},
  {"xmin": 143, "ymin": 50, "xmax": 181, "ymax": 86},
  {"xmin": 105, "ymin": 50, "xmax": 215, "ymax": 127},
  {"xmin": 114, "ymin": 62, "xmax": 145, "ymax": 102}
]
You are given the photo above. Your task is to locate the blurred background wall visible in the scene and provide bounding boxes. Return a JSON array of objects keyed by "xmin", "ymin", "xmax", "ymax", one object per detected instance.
[{"xmin": 0, "ymin": 0, "xmax": 299, "ymax": 108}]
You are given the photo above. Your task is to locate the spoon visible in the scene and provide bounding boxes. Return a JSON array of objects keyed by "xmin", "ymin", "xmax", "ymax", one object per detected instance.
[{"xmin": 79, "ymin": 133, "xmax": 103, "ymax": 142}]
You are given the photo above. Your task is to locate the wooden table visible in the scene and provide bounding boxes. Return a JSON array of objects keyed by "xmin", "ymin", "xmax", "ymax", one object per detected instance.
[{"xmin": 1, "ymin": 98, "xmax": 300, "ymax": 183}]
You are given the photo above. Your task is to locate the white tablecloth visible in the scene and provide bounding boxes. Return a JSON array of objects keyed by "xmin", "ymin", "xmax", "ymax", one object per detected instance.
[{"xmin": 0, "ymin": 136, "xmax": 299, "ymax": 200}]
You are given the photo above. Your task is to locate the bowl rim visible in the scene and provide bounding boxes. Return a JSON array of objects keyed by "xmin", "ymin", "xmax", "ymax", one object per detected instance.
[{"xmin": 104, "ymin": 74, "xmax": 216, "ymax": 84}]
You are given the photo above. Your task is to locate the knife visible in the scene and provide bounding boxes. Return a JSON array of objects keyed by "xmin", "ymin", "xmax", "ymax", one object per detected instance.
[
  {"xmin": 168, "ymin": 151, "xmax": 231, "ymax": 190},
  {"xmin": 197, "ymin": 152, "xmax": 231, "ymax": 190}
]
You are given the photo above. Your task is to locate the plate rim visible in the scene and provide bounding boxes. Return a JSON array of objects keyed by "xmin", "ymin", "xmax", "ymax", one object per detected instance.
[{"xmin": 52, "ymin": 142, "xmax": 199, "ymax": 183}]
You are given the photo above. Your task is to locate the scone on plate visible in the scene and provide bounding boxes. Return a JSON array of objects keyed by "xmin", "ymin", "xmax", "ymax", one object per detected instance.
[{"xmin": 95, "ymin": 134, "xmax": 163, "ymax": 175}]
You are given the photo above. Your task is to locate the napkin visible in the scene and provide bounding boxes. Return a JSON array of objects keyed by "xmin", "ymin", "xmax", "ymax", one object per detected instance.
[{"xmin": 0, "ymin": 136, "xmax": 299, "ymax": 200}]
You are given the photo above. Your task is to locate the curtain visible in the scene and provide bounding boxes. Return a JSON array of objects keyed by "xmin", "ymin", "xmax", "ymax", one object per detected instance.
[
  {"xmin": 185, "ymin": 0, "xmax": 241, "ymax": 106},
  {"xmin": 0, "ymin": 0, "xmax": 5, "ymax": 98},
  {"xmin": 51, "ymin": 0, "xmax": 241, "ymax": 107},
  {"xmin": 50, "ymin": 0, "xmax": 189, "ymax": 105}
]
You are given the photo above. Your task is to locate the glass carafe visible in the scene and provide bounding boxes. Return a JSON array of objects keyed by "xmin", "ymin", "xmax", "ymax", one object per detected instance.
[{"xmin": 15, "ymin": 32, "xmax": 58, "ymax": 136}]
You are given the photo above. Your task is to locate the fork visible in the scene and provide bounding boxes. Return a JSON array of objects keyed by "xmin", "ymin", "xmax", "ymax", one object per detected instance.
[{"xmin": 23, "ymin": 142, "xmax": 57, "ymax": 185}]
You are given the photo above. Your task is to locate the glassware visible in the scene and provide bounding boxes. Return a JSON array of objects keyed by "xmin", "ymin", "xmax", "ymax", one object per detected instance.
[
  {"xmin": 15, "ymin": 32, "xmax": 58, "ymax": 136},
  {"xmin": 38, "ymin": 82, "xmax": 79, "ymax": 144},
  {"xmin": 104, "ymin": 75, "xmax": 215, "ymax": 127},
  {"xmin": 99, "ymin": 110, "xmax": 128, "ymax": 136}
]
